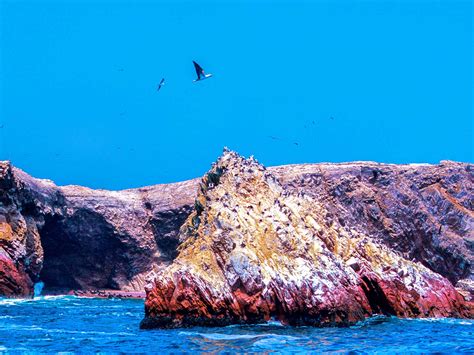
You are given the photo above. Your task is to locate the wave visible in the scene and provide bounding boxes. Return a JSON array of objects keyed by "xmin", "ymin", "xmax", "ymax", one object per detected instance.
[
  {"xmin": 0, "ymin": 295, "xmax": 78, "ymax": 306},
  {"xmin": 403, "ymin": 317, "xmax": 474, "ymax": 325},
  {"xmin": 0, "ymin": 324, "xmax": 135, "ymax": 336},
  {"xmin": 179, "ymin": 331, "xmax": 299, "ymax": 342}
]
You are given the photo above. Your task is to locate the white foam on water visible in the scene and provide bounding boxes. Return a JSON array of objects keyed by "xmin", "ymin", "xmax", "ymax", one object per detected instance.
[
  {"xmin": 200, "ymin": 333, "xmax": 267, "ymax": 341},
  {"xmin": 2, "ymin": 324, "xmax": 135, "ymax": 336},
  {"xmin": 0, "ymin": 295, "xmax": 80, "ymax": 306},
  {"xmin": 252, "ymin": 335, "xmax": 300, "ymax": 348},
  {"xmin": 179, "ymin": 331, "xmax": 300, "ymax": 342},
  {"xmin": 179, "ymin": 331, "xmax": 265, "ymax": 341},
  {"xmin": 404, "ymin": 317, "xmax": 473, "ymax": 325},
  {"xmin": 0, "ymin": 298, "xmax": 31, "ymax": 306}
]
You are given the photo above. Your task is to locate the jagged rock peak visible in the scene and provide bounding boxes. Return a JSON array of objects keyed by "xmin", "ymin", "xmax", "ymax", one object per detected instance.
[
  {"xmin": 142, "ymin": 153, "xmax": 472, "ymax": 329},
  {"xmin": 216, "ymin": 148, "xmax": 265, "ymax": 171}
]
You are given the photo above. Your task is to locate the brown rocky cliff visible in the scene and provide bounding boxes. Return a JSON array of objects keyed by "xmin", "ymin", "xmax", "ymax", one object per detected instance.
[
  {"xmin": 0, "ymin": 153, "xmax": 472, "ymax": 304},
  {"xmin": 141, "ymin": 150, "xmax": 473, "ymax": 328},
  {"xmin": 0, "ymin": 161, "xmax": 198, "ymax": 296}
]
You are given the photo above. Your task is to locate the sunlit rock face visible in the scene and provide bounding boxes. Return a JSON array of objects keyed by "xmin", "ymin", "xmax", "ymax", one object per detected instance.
[
  {"xmin": 1, "ymin": 152, "xmax": 472, "ymax": 307},
  {"xmin": 142, "ymin": 150, "xmax": 472, "ymax": 328}
]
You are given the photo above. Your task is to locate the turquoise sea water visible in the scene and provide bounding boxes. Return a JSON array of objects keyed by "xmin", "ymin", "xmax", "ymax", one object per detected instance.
[{"xmin": 0, "ymin": 296, "xmax": 472, "ymax": 353}]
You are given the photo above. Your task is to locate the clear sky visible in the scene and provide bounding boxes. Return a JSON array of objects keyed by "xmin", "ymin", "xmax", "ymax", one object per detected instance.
[{"xmin": 0, "ymin": 0, "xmax": 472, "ymax": 189}]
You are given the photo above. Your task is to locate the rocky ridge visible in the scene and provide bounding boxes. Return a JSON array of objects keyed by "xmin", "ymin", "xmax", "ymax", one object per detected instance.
[
  {"xmin": 0, "ymin": 161, "xmax": 197, "ymax": 296},
  {"xmin": 141, "ymin": 150, "xmax": 473, "ymax": 328},
  {"xmin": 0, "ymin": 150, "xmax": 472, "ymax": 320}
]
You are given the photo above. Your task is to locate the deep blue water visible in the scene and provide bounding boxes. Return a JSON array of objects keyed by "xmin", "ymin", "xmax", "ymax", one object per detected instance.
[{"xmin": 0, "ymin": 296, "xmax": 472, "ymax": 353}]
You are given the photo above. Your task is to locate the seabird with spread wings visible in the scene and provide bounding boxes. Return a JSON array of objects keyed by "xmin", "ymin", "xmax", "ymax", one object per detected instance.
[
  {"xmin": 157, "ymin": 78, "xmax": 165, "ymax": 91},
  {"xmin": 193, "ymin": 61, "xmax": 212, "ymax": 82}
]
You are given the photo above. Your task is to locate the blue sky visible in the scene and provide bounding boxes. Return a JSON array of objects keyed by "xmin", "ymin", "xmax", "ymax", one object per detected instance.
[{"xmin": 0, "ymin": 0, "xmax": 472, "ymax": 189}]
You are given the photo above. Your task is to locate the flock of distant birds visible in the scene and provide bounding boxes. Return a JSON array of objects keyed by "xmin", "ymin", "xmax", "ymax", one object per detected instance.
[
  {"xmin": 156, "ymin": 61, "xmax": 213, "ymax": 92},
  {"xmin": 153, "ymin": 60, "xmax": 336, "ymax": 147},
  {"xmin": 0, "ymin": 60, "xmax": 337, "ymax": 150}
]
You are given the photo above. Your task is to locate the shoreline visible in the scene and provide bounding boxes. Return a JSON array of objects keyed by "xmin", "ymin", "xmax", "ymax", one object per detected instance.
[{"xmin": 43, "ymin": 289, "xmax": 146, "ymax": 299}]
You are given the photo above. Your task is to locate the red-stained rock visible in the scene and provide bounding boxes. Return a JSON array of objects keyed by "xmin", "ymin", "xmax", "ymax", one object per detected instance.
[
  {"xmin": 0, "ymin": 250, "xmax": 33, "ymax": 297},
  {"xmin": 0, "ymin": 151, "xmax": 472, "ymax": 309},
  {"xmin": 141, "ymin": 150, "xmax": 472, "ymax": 328}
]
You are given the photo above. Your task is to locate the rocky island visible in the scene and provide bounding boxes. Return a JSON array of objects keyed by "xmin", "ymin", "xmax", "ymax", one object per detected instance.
[{"xmin": 0, "ymin": 149, "xmax": 472, "ymax": 328}]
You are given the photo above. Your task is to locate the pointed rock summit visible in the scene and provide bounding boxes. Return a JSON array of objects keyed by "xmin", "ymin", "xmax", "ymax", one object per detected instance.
[{"xmin": 141, "ymin": 151, "xmax": 471, "ymax": 329}]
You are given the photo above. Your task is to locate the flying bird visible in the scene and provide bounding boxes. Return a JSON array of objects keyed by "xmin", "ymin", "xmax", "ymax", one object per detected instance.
[
  {"xmin": 193, "ymin": 61, "xmax": 213, "ymax": 82},
  {"xmin": 157, "ymin": 78, "xmax": 165, "ymax": 91}
]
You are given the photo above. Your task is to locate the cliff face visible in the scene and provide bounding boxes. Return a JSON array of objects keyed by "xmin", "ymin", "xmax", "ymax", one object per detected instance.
[
  {"xmin": 0, "ymin": 161, "xmax": 198, "ymax": 296},
  {"xmin": 141, "ymin": 150, "xmax": 473, "ymax": 328},
  {"xmin": 0, "ymin": 152, "xmax": 472, "ymax": 315}
]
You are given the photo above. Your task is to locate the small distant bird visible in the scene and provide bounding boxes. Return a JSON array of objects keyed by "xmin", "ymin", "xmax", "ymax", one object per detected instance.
[
  {"xmin": 0, "ymin": 125, "xmax": 4, "ymax": 129},
  {"xmin": 117, "ymin": 68, "xmax": 124, "ymax": 72},
  {"xmin": 294, "ymin": 142, "xmax": 299, "ymax": 146},
  {"xmin": 193, "ymin": 61, "xmax": 213, "ymax": 82},
  {"xmin": 268, "ymin": 135, "xmax": 280, "ymax": 140},
  {"xmin": 157, "ymin": 78, "xmax": 165, "ymax": 92},
  {"xmin": 330, "ymin": 116, "xmax": 335, "ymax": 120}
]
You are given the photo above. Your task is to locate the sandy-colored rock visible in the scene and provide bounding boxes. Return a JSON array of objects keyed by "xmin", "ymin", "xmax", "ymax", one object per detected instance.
[{"xmin": 142, "ymin": 150, "xmax": 472, "ymax": 328}]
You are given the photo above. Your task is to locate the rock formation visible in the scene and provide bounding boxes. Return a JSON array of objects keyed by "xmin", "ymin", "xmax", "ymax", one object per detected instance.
[
  {"xmin": 1, "ymin": 150, "xmax": 472, "ymax": 329},
  {"xmin": 0, "ymin": 161, "xmax": 198, "ymax": 297},
  {"xmin": 141, "ymin": 150, "xmax": 473, "ymax": 328}
]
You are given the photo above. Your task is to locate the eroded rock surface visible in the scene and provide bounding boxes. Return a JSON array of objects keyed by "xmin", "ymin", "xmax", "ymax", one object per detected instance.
[
  {"xmin": 1, "ymin": 152, "xmax": 473, "ymax": 310},
  {"xmin": 142, "ymin": 150, "xmax": 473, "ymax": 328},
  {"xmin": 0, "ymin": 161, "xmax": 198, "ymax": 296}
]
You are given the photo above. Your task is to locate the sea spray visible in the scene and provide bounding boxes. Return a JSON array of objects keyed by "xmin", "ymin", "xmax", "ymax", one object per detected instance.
[{"xmin": 33, "ymin": 282, "xmax": 44, "ymax": 298}]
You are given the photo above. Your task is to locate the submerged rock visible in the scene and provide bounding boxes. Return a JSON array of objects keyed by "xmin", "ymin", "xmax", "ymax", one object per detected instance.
[{"xmin": 141, "ymin": 150, "xmax": 472, "ymax": 328}]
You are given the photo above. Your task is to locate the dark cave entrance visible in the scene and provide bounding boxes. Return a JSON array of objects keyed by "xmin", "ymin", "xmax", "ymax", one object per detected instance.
[
  {"xmin": 360, "ymin": 276, "xmax": 396, "ymax": 316},
  {"xmin": 38, "ymin": 210, "xmax": 128, "ymax": 291}
]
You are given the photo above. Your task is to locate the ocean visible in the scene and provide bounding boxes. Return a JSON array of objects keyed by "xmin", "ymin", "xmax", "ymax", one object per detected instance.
[{"xmin": 0, "ymin": 296, "xmax": 472, "ymax": 353}]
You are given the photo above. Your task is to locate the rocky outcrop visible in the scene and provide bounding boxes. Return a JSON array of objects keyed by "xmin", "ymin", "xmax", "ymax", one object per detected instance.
[
  {"xmin": 142, "ymin": 150, "xmax": 473, "ymax": 328},
  {"xmin": 0, "ymin": 161, "xmax": 198, "ymax": 296},
  {"xmin": 1, "ymin": 151, "xmax": 472, "ymax": 314}
]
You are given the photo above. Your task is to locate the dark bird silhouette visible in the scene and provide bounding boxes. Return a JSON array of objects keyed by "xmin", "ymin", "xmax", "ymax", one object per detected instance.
[
  {"xmin": 193, "ymin": 61, "xmax": 213, "ymax": 82},
  {"xmin": 268, "ymin": 135, "xmax": 280, "ymax": 140},
  {"xmin": 330, "ymin": 116, "xmax": 335, "ymax": 120},
  {"xmin": 294, "ymin": 142, "xmax": 299, "ymax": 146},
  {"xmin": 157, "ymin": 78, "xmax": 165, "ymax": 91}
]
